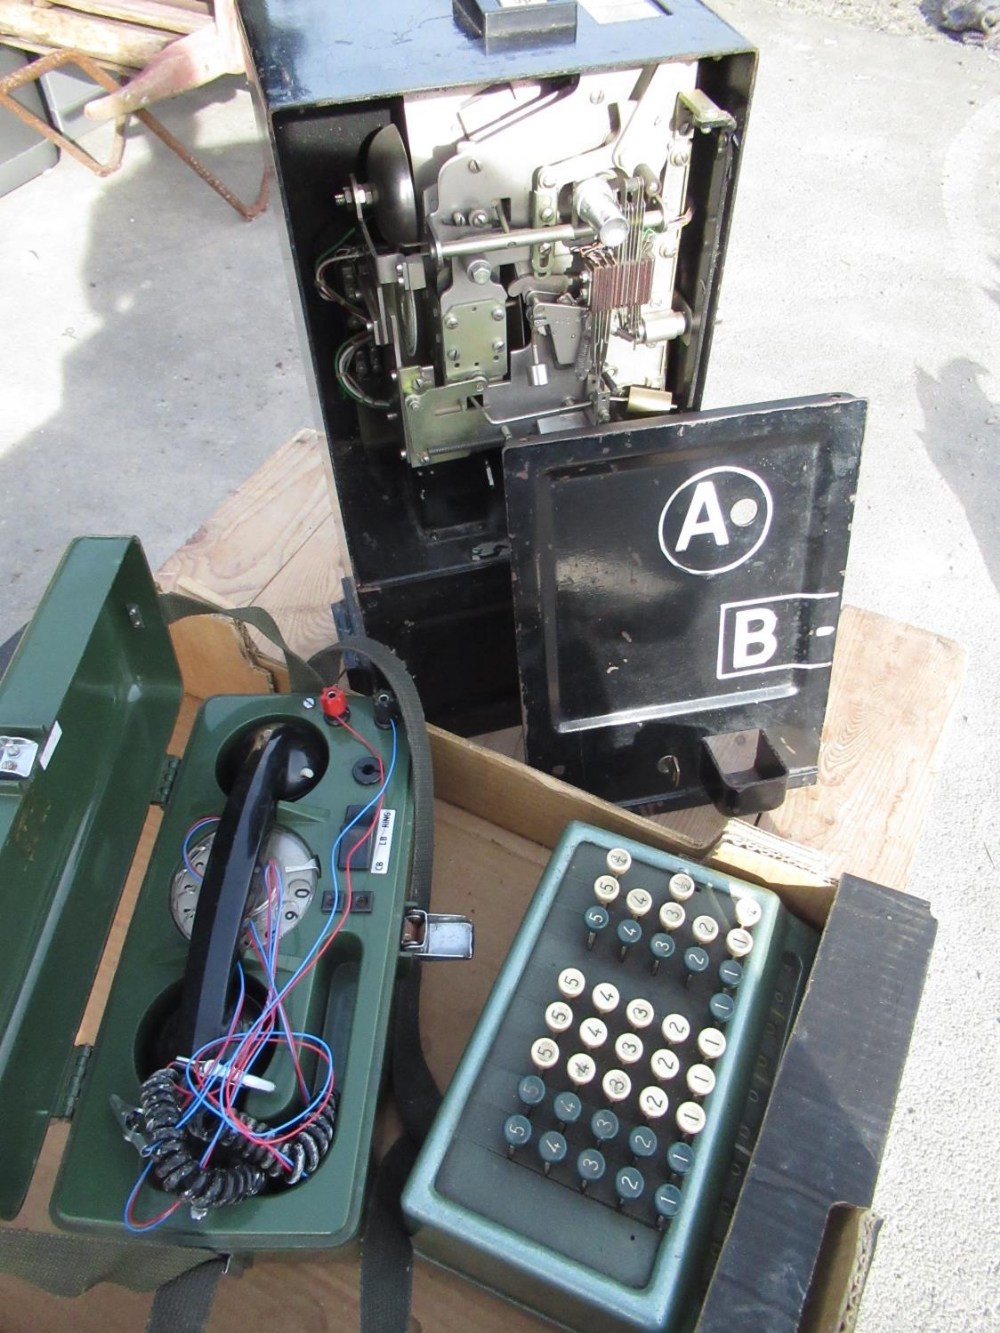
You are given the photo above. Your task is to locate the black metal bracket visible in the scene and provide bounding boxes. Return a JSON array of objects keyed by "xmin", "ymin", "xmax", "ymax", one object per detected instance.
[
  {"xmin": 452, "ymin": 0, "xmax": 578, "ymax": 48},
  {"xmin": 699, "ymin": 729, "xmax": 789, "ymax": 816}
]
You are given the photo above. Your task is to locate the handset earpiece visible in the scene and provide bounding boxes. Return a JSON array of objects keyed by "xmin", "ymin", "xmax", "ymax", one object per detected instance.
[{"xmin": 171, "ymin": 719, "xmax": 328, "ymax": 1062}]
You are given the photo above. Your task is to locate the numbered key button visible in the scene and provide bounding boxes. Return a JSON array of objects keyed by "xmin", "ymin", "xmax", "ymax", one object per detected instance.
[
  {"xmin": 667, "ymin": 1141, "xmax": 695, "ymax": 1177},
  {"xmin": 530, "ymin": 1037, "xmax": 560, "ymax": 1072},
  {"xmin": 668, "ymin": 872, "xmax": 696, "ymax": 902},
  {"xmin": 503, "ymin": 1114, "xmax": 532, "ymax": 1156},
  {"xmin": 545, "ymin": 1001, "xmax": 574, "ymax": 1035},
  {"xmin": 709, "ymin": 993, "xmax": 736, "ymax": 1025},
  {"xmin": 719, "ymin": 959, "xmax": 744, "ymax": 989},
  {"xmin": 614, "ymin": 1032, "xmax": 644, "ymax": 1065},
  {"xmin": 518, "ymin": 1074, "xmax": 546, "ymax": 1111},
  {"xmin": 726, "ymin": 927, "xmax": 754, "ymax": 959},
  {"xmin": 686, "ymin": 1063, "xmax": 717, "ymax": 1099},
  {"xmin": 650, "ymin": 1048, "xmax": 680, "ymax": 1082},
  {"xmin": 616, "ymin": 1166, "xmax": 645, "ymax": 1208},
  {"xmin": 592, "ymin": 981, "xmax": 621, "ymax": 1014},
  {"xmin": 654, "ymin": 1183, "xmax": 683, "ymax": 1227},
  {"xmin": 584, "ymin": 904, "xmax": 610, "ymax": 949},
  {"xmin": 594, "ymin": 874, "xmax": 620, "ymax": 906},
  {"xmin": 684, "ymin": 946, "xmax": 711, "ymax": 979},
  {"xmin": 691, "ymin": 915, "xmax": 719, "ymax": 946},
  {"xmin": 606, "ymin": 846, "xmax": 632, "ymax": 876},
  {"xmin": 553, "ymin": 1090, "xmax": 582, "ymax": 1127},
  {"xmin": 538, "ymin": 1130, "xmax": 568, "ymax": 1175},
  {"xmin": 649, "ymin": 933, "xmax": 675, "ymax": 973},
  {"xmin": 626, "ymin": 997, "xmax": 656, "ymax": 1031},
  {"xmin": 616, "ymin": 919, "xmax": 643, "ymax": 959},
  {"xmin": 638, "ymin": 1085, "xmax": 670, "ymax": 1122},
  {"xmin": 567, "ymin": 1052, "xmax": 598, "ymax": 1088},
  {"xmin": 676, "ymin": 1101, "xmax": 707, "ymax": 1137},
  {"xmin": 577, "ymin": 1148, "xmax": 606, "ymax": 1191},
  {"xmin": 626, "ymin": 887, "xmax": 653, "ymax": 919},
  {"xmin": 659, "ymin": 902, "xmax": 686, "ymax": 933},
  {"xmin": 734, "ymin": 896, "xmax": 762, "ymax": 929},
  {"xmin": 661, "ymin": 1013, "xmax": 691, "ymax": 1046},
  {"xmin": 591, "ymin": 1108, "xmax": 620, "ymax": 1145},
  {"xmin": 629, "ymin": 1126, "xmax": 659, "ymax": 1161},
  {"xmin": 602, "ymin": 1069, "xmax": 632, "ymax": 1104},
  {"xmin": 579, "ymin": 1016, "xmax": 609, "ymax": 1051},
  {"xmin": 697, "ymin": 1027, "xmax": 727, "ymax": 1061},
  {"xmin": 558, "ymin": 967, "xmax": 586, "ymax": 1000}
]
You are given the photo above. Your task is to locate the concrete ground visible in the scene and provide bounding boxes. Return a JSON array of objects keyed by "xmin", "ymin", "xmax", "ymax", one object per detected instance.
[{"xmin": 1, "ymin": 3, "xmax": 998, "ymax": 1330}]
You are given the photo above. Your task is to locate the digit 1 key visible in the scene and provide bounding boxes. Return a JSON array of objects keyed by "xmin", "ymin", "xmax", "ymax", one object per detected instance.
[{"xmin": 654, "ymin": 1183, "xmax": 683, "ymax": 1228}]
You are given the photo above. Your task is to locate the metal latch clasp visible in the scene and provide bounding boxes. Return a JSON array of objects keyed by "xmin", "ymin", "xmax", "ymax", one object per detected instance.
[{"xmin": 400, "ymin": 909, "xmax": 475, "ymax": 960}]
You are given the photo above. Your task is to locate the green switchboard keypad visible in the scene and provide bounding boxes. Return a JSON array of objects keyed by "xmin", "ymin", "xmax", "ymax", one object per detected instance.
[{"xmin": 404, "ymin": 822, "xmax": 817, "ymax": 1332}]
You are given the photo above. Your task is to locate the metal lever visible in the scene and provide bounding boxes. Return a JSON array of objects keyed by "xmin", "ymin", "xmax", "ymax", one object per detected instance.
[{"xmin": 400, "ymin": 908, "xmax": 475, "ymax": 960}]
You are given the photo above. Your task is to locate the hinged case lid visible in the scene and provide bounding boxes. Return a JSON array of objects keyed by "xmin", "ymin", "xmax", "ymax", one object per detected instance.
[{"xmin": 0, "ymin": 537, "xmax": 183, "ymax": 1218}]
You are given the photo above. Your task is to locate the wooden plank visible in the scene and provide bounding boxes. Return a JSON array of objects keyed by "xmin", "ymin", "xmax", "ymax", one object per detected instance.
[
  {"xmin": 53, "ymin": 0, "xmax": 210, "ymax": 35},
  {"xmin": 0, "ymin": 1, "xmax": 169, "ymax": 66},
  {"xmin": 156, "ymin": 428, "xmax": 329, "ymax": 609},
  {"xmin": 254, "ymin": 511, "xmax": 347, "ymax": 661},
  {"xmin": 758, "ymin": 604, "xmax": 965, "ymax": 890}
]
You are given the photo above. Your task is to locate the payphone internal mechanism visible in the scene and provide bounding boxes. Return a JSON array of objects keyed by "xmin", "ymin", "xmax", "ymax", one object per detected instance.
[{"xmin": 320, "ymin": 69, "xmax": 734, "ymax": 467}]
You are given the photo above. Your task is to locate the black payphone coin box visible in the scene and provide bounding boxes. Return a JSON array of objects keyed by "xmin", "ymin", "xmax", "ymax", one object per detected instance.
[{"xmin": 0, "ymin": 537, "xmax": 415, "ymax": 1252}]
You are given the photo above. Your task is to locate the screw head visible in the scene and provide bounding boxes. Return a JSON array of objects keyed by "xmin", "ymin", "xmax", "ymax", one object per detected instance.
[
  {"xmin": 540, "ymin": 206, "xmax": 556, "ymax": 223},
  {"xmin": 467, "ymin": 258, "xmax": 492, "ymax": 285},
  {"xmin": 444, "ymin": 313, "xmax": 459, "ymax": 329},
  {"xmin": 470, "ymin": 209, "xmax": 489, "ymax": 227},
  {"xmin": 447, "ymin": 347, "xmax": 461, "ymax": 362},
  {"xmin": 468, "ymin": 158, "xmax": 481, "ymax": 173},
  {"xmin": 492, "ymin": 338, "xmax": 505, "ymax": 354},
  {"xmin": 302, "ymin": 697, "xmax": 316, "ymax": 710},
  {"xmin": 589, "ymin": 89, "xmax": 605, "ymax": 105},
  {"xmin": 670, "ymin": 144, "xmax": 691, "ymax": 167},
  {"xmin": 406, "ymin": 394, "xmax": 421, "ymax": 411},
  {"xmin": 539, "ymin": 169, "xmax": 556, "ymax": 188}
]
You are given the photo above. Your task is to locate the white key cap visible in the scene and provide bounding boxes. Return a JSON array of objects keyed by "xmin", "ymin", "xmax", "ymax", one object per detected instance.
[
  {"xmin": 531, "ymin": 1037, "xmax": 560, "ymax": 1072},
  {"xmin": 626, "ymin": 997, "xmax": 656, "ymax": 1031},
  {"xmin": 650, "ymin": 1048, "xmax": 680, "ymax": 1082},
  {"xmin": 726, "ymin": 927, "xmax": 754, "ymax": 959},
  {"xmin": 625, "ymin": 887, "xmax": 653, "ymax": 919},
  {"xmin": 691, "ymin": 915, "xmax": 719, "ymax": 946},
  {"xmin": 614, "ymin": 1032, "xmax": 644, "ymax": 1065},
  {"xmin": 579, "ymin": 1017, "xmax": 608, "ymax": 1050},
  {"xmin": 567, "ymin": 1052, "xmax": 597, "ymax": 1087},
  {"xmin": 592, "ymin": 981, "xmax": 621, "ymax": 1015},
  {"xmin": 602, "ymin": 1069, "xmax": 632, "ymax": 1103},
  {"xmin": 734, "ymin": 896, "xmax": 762, "ymax": 929},
  {"xmin": 594, "ymin": 874, "xmax": 620, "ymax": 905},
  {"xmin": 606, "ymin": 846, "xmax": 632, "ymax": 876},
  {"xmin": 558, "ymin": 967, "xmax": 586, "ymax": 999},
  {"xmin": 686, "ymin": 1063, "xmax": 716, "ymax": 1098},
  {"xmin": 659, "ymin": 902, "xmax": 686, "ymax": 932},
  {"xmin": 668, "ymin": 872, "xmax": 696, "ymax": 902},
  {"xmin": 676, "ymin": 1101, "xmax": 707, "ymax": 1136},
  {"xmin": 661, "ymin": 1012, "xmax": 690, "ymax": 1046},
  {"xmin": 545, "ymin": 1001, "xmax": 574, "ymax": 1035},
  {"xmin": 697, "ymin": 1027, "xmax": 727, "ymax": 1061},
  {"xmin": 638, "ymin": 1085, "xmax": 670, "ymax": 1121}
]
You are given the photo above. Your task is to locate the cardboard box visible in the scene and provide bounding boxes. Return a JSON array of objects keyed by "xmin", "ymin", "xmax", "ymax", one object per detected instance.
[{"xmin": 0, "ymin": 587, "xmax": 935, "ymax": 1332}]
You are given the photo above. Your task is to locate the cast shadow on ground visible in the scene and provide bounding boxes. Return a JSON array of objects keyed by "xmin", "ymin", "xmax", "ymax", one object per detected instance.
[{"xmin": 915, "ymin": 357, "xmax": 1000, "ymax": 596}]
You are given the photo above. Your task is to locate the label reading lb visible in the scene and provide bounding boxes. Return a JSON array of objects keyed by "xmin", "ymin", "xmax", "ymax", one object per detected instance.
[
  {"xmin": 658, "ymin": 466, "xmax": 773, "ymax": 577},
  {"xmin": 717, "ymin": 593, "xmax": 840, "ymax": 679},
  {"xmin": 371, "ymin": 808, "xmax": 396, "ymax": 875}
]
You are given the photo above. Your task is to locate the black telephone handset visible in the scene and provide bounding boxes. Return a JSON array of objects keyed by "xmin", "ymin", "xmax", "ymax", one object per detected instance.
[{"xmin": 173, "ymin": 720, "xmax": 328, "ymax": 1061}]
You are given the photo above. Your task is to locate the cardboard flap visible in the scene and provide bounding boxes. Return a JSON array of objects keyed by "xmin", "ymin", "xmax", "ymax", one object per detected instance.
[{"xmin": 0, "ymin": 538, "xmax": 182, "ymax": 1220}]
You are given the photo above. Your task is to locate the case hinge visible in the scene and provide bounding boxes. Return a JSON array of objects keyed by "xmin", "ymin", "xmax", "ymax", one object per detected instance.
[
  {"xmin": 55, "ymin": 1043, "xmax": 94, "ymax": 1120},
  {"xmin": 152, "ymin": 753, "xmax": 181, "ymax": 807}
]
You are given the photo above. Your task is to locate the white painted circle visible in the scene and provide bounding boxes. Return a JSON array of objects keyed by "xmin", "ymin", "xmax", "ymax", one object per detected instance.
[
  {"xmin": 730, "ymin": 496, "xmax": 759, "ymax": 527},
  {"xmin": 657, "ymin": 465, "xmax": 774, "ymax": 577}
]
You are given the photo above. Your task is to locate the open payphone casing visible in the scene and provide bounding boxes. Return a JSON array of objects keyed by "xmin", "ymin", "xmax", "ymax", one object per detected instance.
[{"xmin": 238, "ymin": 0, "xmax": 757, "ymax": 731}]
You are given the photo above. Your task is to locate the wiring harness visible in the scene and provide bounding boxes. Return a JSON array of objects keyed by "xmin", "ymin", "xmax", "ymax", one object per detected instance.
[{"xmin": 119, "ymin": 712, "xmax": 398, "ymax": 1232}]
